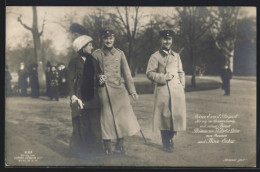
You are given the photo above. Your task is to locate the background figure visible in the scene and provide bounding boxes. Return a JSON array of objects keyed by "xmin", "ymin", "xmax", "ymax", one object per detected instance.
[
  {"xmin": 220, "ymin": 65, "xmax": 232, "ymax": 96},
  {"xmin": 57, "ymin": 63, "xmax": 69, "ymax": 98},
  {"xmin": 5, "ymin": 65, "xmax": 12, "ymax": 97},
  {"xmin": 45, "ymin": 61, "xmax": 51, "ymax": 97},
  {"xmin": 49, "ymin": 65, "xmax": 59, "ymax": 101},
  {"xmin": 18, "ymin": 62, "xmax": 28, "ymax": 96},
  {"xmin": 29, "ymin": 63, "xmax": 39, "ymax": 98}
]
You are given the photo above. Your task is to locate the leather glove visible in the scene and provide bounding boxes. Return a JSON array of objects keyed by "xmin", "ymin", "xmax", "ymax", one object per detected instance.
[{"xmin": 71, "ymin": 95, "xmax": 84, "ymax": 109}]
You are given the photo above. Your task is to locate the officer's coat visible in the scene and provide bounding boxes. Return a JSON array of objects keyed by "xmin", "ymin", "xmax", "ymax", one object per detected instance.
[
  {"xmin": 92, "ymin": 47, "xmax": 140, "ymax": 140},
  {"xmin": 146, "ymin": 49, "xmax": 186, "ymax": 131}
]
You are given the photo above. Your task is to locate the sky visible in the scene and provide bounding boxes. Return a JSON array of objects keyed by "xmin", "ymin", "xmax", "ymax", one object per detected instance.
[{"xmin": 6, "ymin": 6, "xmax": 256, "ymax": 54}]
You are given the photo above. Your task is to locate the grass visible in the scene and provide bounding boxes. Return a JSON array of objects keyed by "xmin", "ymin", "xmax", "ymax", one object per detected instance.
[{"xmin": 5, "ymin": 75, "xmax": 256, "ymax": 167}]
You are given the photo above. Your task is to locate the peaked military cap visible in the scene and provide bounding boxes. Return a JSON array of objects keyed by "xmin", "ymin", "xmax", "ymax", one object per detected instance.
[
  {"xmin": 159, "ymin": 30, "xmax": 175, "ymax": 38},
  {"xmin": 100, "ymin": 25, "xmax": 115, "ymax": 37}
]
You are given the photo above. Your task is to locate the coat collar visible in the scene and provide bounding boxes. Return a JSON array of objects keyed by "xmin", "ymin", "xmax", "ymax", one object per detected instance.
[
  {"xmin": 159, "ymin": 48, "xmax": 175, "ymax": 57},
  {"xmin": 102, "ymin": 47, "xmax": 116, "ymax": 56}
]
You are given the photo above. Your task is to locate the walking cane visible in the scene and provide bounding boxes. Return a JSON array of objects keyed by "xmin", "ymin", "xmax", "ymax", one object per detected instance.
[
  {"xmin": 104, "ymin": 82, "xmax": 119, "ymax": 139},
  {"xmin": 101, "ymin": 53, "xmax": 148, "ymax": 145},
  {"xmin": 104, "ymin": 81, "xmax": 148, "ymax": 145}
]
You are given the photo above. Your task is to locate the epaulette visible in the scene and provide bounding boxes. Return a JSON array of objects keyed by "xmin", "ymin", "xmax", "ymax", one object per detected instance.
[{"xmin": 92, "ymin": 49, "xmax": 101, "ymax": 55}]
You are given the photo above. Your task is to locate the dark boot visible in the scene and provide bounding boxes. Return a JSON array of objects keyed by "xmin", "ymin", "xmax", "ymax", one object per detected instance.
[
  {"xmin": 103, "ymin": 140, "xmax": 112, "ymax": 156},
  {"xmin": 114, "ymin": 138, "xmax": 125, "ymax": 155},
  {"xmin": 161, "ymin": 130, "xmax": 173, "ymax": 153}
]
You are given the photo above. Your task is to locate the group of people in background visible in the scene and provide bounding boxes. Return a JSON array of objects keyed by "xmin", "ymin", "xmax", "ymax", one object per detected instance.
[
  {"xmin": 5, "ymin": 61, "xmax": 69, "ymax": 99},
  {"xmin": 45, "ymin": 62, "xmax": 69, "ymax": 101}
]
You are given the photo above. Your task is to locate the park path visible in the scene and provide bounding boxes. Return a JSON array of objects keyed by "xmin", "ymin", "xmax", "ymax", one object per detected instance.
[{"xmin": 5, "ymin": 76, "xmax": 256, "ymax": 167}]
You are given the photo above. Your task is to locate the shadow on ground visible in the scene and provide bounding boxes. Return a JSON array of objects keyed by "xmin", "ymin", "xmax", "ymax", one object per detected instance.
[{"xmin": 135, "ymin": 77, "xmax": 221, "ymax": 94}]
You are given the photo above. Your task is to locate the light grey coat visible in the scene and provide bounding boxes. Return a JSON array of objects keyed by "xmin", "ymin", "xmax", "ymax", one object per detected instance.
[
  {"xmin": 92, "ymin": 47, "xmax": 140, "ymax": 139},
  {"xmin": 146, "ymin": 49, "xmax": 186, "ymax": 131}
]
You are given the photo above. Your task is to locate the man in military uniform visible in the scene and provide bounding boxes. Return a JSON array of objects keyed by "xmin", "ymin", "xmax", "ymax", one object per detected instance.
[
  {"xmin": 18, "ymin": 62, "xmax": 28, "ymax": 96},
  {"xmin": 220, "ymin": 65, "xmax": 232, "ymax": 96},
  {"xmin": 146, "ymin": 29, "xmax": 186, "ymax": 153},
  {"xmin": 92, "ymin": 26, "xmax": 140, "ymax": 155}
]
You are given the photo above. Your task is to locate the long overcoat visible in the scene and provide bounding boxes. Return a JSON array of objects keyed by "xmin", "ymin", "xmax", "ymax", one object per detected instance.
[
  {"xmin": 67, "ymin": 56, "xmax": 100, "ymax": 115},
  {"xmin": 146, "ymin": 49, "xmax": 186, "ymax": 131},
  {"xmin": 67, "ymin": 55, "xmax": 102, "ymax": 155},
  {"xmin": 92, "ymin": 47, "xmax": 140, "ymax": 140}
]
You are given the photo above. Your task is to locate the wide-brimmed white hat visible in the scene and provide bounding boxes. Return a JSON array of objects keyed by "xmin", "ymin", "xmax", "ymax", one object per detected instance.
[{"xmin": 73, "ymin": 35, "xmax": 93, "ymax": 52}]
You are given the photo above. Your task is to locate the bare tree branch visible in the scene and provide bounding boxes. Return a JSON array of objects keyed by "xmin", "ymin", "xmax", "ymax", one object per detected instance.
[
  {"xmin": 125, "ymin": 7, "xmax": 131, "ymax": 39},
  {"xmin": 116, "ymin": 7, "xmax": 127, "ymax": 28},
  {"xmin": 39, "ymin": 14, "xmax": 46, "ymax": 36},
  {"xmin": 17, "ymin": 15, "xmax": 33, "ymax": 31},
  {"xmin": 132, "ymin": 7, "xmax": 139, "ymax": 40}
]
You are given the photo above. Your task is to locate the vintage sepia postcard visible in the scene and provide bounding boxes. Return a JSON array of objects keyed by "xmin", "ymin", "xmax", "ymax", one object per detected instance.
[{"xmin": 5, "ymin": 4, "xmax": 257, "ymax": 168}]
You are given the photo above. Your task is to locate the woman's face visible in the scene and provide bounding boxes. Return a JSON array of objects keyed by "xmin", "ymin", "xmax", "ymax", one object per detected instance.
[{"xmin": 83, "ymin": 42, "xmax": 93, "ymax": 54}]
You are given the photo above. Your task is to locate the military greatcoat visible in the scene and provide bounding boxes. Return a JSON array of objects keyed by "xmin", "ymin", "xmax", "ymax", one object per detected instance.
[
  {"xmin": 146, "ymin": 49, "xmax": 186, "ymax": 131},
  {"xmin": 92, "ymin": 47, "xmax": 140, "ymax": 140}
]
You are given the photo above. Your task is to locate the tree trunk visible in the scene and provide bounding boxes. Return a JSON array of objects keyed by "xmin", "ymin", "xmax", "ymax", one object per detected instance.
[{"xmin": 32, "ymin": 6, "xmax": 45, "ymax": 93}]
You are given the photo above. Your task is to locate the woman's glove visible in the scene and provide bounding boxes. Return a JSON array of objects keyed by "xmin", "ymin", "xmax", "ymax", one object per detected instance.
[{"xmin": 71, "ymin": 95, "xmax": 84, "ymax": 109}]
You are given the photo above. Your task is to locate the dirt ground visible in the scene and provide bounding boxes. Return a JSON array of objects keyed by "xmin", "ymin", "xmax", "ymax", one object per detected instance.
[{"xmin": 5, "ymin": 76, "xmax": 256, "ymax": 167}]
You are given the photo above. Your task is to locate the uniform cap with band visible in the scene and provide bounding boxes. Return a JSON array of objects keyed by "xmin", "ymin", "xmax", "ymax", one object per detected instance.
[
  {"xmin": 159, "ymin": 30, "xmax": 175, "ymax": 38},
  {"xmin": 100, "ymin": 26, "xmax": 115, "ymax": 37}
]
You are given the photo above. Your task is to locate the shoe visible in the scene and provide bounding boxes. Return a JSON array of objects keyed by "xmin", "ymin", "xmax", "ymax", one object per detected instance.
[
  {"xmin": 163, "ymin": 146, "xmax": 173, "ymax": 153},
  {"xmin": 169, "ymin": 139, "xmax": 174, "ymax": 149},
  {"xmin": 114, "ymin": 146, "xmax": 126, "ymax": 155},
  {"xmin": 104, "ymin": 148, "xmax": 112, "ymax": 156}
]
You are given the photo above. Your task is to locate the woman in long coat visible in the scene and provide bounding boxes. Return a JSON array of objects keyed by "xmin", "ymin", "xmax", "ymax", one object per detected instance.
[
  {"xmin": 146, "ymin": 29, "xmax": 186, "ymax": 153},
  {"xmin": 92, "ymin": 27, "xmax": 140, "ymax": 155},
  {"xmin": 67, "ymin": 35, "xmax": 102, "ymax": 158}
]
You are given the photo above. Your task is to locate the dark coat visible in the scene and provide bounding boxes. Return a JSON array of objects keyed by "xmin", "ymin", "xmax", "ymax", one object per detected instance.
[
  {"xmin": 29, "ymin": 63, "xmax": 39, "ymax": 98},
  {"xmin": 68, "ymin": 56, "xmax": 100, "ymax": 117},
  {"xmin": 220, "ymin": 68, "xmax": 232, "ymax": 91},
  {"xmin": 45, "ymin": 67, "xmax": 51, "ymax": 96},
  {"xmin": 221, "ymin": 68, "xmax": 232, "ymax": 81},
  {"xmin": 68, "ymin": 56, "xmax": 102, "ymax": 156},
  {"xmin": 58, "ymin": 67, "xmax": 69, "ymax": 97},
  {"xmin": 5, "ymin": 69, "xmax": 12, "ymax": 96},
  {"xmin": 18, "ymin": 69, "xmax": 28, "ymax": 89}
]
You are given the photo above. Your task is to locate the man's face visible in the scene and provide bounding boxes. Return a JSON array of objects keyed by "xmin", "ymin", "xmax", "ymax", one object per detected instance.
[
  {"xmin": 103, "ymin": 35, "xmax": 115, "ymax": 48},
  {"xmin": 83, "ymin": 42, "xmax": 93, "ymax": 54},
  {"xmin": 161, "ymin": 37, "xmax": 173, "ymax": 50}
]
